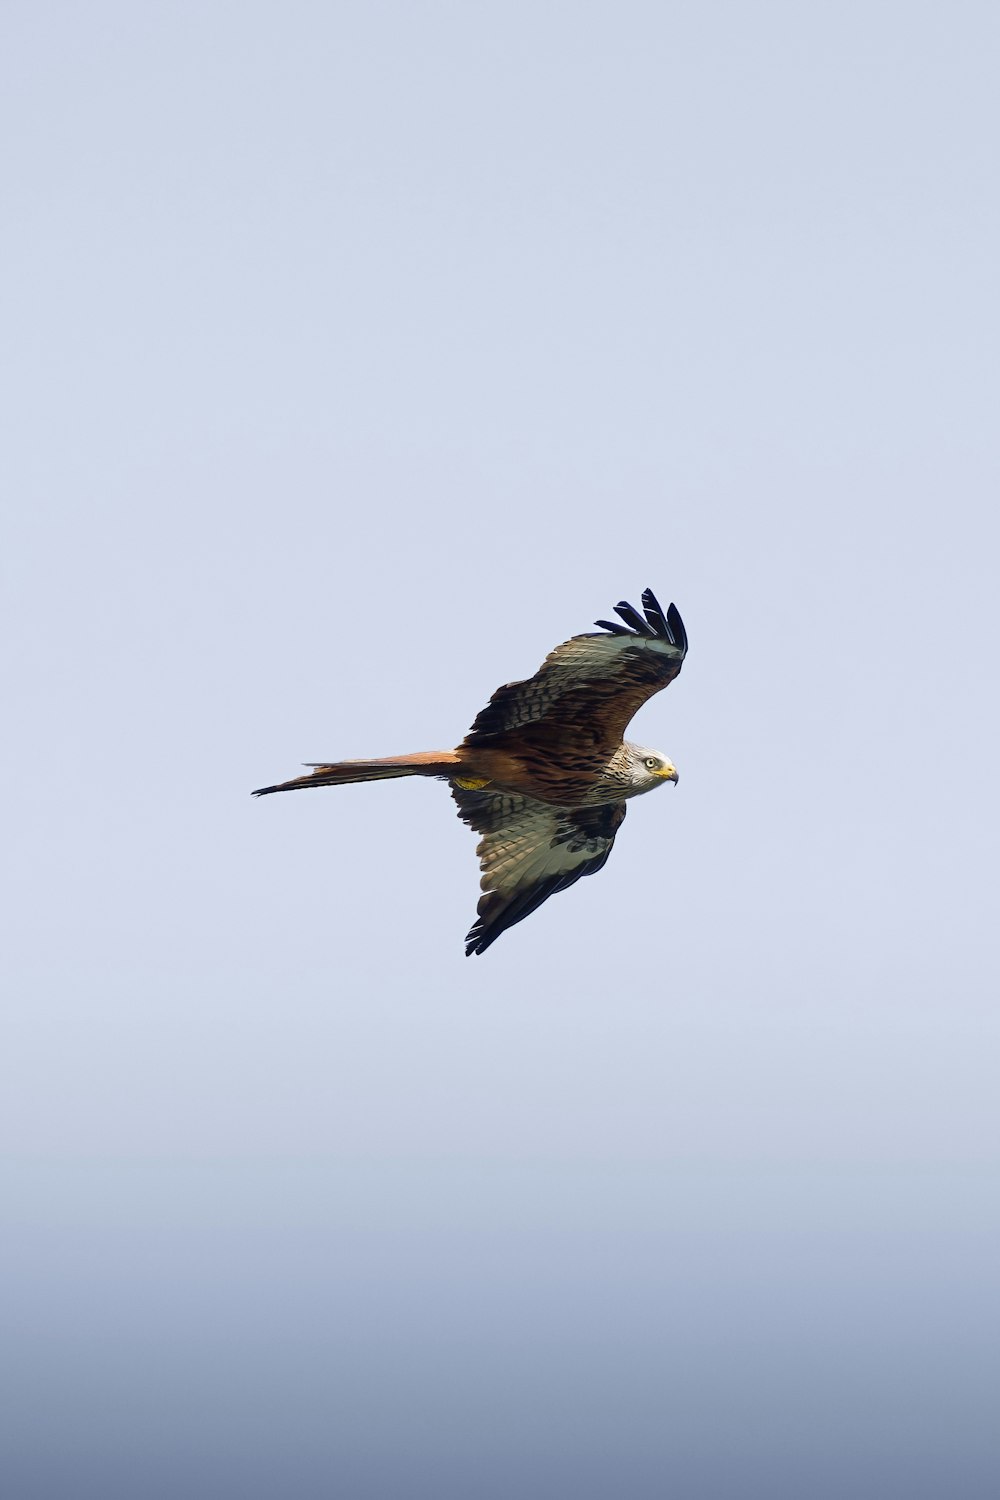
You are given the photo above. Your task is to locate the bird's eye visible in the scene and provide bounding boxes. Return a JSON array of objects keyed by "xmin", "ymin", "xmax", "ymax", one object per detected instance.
[{"xmin": 644, "ymin": 757, "xmax": 658, "ymax": 770}]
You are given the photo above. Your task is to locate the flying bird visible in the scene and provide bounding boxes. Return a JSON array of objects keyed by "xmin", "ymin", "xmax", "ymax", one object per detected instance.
[{"xmin": 254, "ymin": 588, "xmax": 687, "ymax": 955}]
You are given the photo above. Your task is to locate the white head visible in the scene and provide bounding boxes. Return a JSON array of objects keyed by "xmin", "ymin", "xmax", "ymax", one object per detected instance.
[{"xmin": 627, "ymin": 742, "xmax": 679, "ymax": 793}]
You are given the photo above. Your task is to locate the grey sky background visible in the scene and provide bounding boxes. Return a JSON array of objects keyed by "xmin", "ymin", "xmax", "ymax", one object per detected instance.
[{"xmin": 3, "ymin": 2, "xmax": 999, "ymax": 1495}]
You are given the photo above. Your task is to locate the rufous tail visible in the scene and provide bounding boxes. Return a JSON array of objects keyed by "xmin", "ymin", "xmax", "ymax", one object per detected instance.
[{"xmin": 252, "ymin": 750, "xmax": 459, "ymax": 797}]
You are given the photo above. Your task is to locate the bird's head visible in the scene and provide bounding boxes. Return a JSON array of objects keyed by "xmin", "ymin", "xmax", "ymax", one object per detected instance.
[{"xmin": 628, "ymin": 744, "xmax": 679, "ymax": 793}]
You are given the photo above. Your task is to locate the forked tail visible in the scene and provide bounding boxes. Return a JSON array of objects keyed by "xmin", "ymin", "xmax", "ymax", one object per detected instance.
[{"xmin": 252, "ymin": 750, "xmax": 459, "ymax": 797}]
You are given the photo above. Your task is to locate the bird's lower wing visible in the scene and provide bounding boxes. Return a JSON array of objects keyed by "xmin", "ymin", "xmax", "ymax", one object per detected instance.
[{"xmin": 452, "ymin": 787, "xmax": 627, "ymax": 956}]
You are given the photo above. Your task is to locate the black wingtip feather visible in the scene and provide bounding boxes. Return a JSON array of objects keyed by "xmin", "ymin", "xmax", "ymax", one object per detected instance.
[
  {"xmin": 640, "ymin": 587, "xmax": 669, "ymax": 637},
  {"xmin": 666, "ymin": 602, "xmax": 688, "ymax": 654},
  {"xmin": 594, "ymin": 590, "xmax": 687, "ymax": 655},
  {"xmin": 465, "ymin": 877, "xmax": 563, "ymax": 956},
  {"xmin": 465, "ymin": 874, "xmax": 573, "ymax": 956},
  {"xmin": 614, "ymin": 601, "xmax": 656, "ymax": 636}
]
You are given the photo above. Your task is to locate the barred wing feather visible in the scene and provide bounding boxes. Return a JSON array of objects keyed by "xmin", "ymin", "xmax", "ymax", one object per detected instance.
[{"xmin": 453, "ymin": 787, "xmax": 627, "ymax": 956}]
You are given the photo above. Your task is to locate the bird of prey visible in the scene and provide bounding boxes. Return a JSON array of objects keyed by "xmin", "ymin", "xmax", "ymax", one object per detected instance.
[{"xmin": 254, "ymin": 588, "xmax": 687, "ymax": 955}]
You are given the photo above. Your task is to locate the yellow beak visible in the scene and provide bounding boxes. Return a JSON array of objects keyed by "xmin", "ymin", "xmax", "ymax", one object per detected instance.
[{"xmin": 655, "ymin": 765, "xmax": 679, "ymax": 783}]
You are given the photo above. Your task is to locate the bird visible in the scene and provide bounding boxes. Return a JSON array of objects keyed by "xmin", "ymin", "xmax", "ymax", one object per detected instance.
[{"xmin": 253, "ymin": 588, "xmax": 687, "ymax": 956}]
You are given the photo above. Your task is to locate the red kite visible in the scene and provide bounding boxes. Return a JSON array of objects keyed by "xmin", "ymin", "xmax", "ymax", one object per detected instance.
[{"xmin": 254, "ymin": 588, "xmax": 687, "ymax": 955}]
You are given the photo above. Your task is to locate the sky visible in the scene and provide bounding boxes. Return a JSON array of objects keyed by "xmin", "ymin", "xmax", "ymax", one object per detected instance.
[{"xmin": 2, "ymin": 2, "xmax": 999, "ymax": 1495}]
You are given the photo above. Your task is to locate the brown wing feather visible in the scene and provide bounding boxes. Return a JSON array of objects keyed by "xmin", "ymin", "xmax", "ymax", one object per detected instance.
[
  {"xmin": 452, "ymin": 786, "xmax": 627, "ymax": 956},
  {"xmin": 464, "ymin": 591, "xmax": 686, "ymax": 751}
]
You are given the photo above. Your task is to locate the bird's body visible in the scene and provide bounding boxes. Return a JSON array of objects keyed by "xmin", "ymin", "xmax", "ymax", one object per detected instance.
[
  {"xmin": 254, "ymin": 588, "xmax": 687, "ymax": 955},
  {"xmin": 457, "ymin": 737, "xmax": 670, "ymax": 806}
]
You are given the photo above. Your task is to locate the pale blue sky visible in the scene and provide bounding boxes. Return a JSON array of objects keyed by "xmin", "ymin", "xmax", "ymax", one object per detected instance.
[{"xmin": 3, "ymin": 3, "xmax": 999, "ymax": 1495}]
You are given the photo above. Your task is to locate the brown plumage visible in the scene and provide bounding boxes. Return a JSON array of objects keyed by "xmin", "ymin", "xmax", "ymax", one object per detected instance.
[{"xmin": 253, "ymin": 588, "xmax": 688, "ymax": 955}]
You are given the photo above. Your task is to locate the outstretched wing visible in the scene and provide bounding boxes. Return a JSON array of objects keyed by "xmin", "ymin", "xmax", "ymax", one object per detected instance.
[
  {"xmin": 464, "ymin": 588, "xmax": 687, "ymax": 749},
  {"xmin": 452, "ymin": 786, "xmax": 627, "ymax": 956}
]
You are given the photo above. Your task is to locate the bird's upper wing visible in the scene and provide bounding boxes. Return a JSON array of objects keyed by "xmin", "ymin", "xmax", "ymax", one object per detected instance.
[
  {"xmin": 452, "ymin": 786, "xmax": 627, "ymax": 956},
  {"xmin": 464, "ymin": 588, "xmax": 686, "ymax": 748}
]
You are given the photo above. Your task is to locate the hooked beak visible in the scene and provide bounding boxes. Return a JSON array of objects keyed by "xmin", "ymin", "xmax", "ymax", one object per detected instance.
[{"xmin": 655, "ymin": 765, "xmax": 679, "ymax": 785}]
